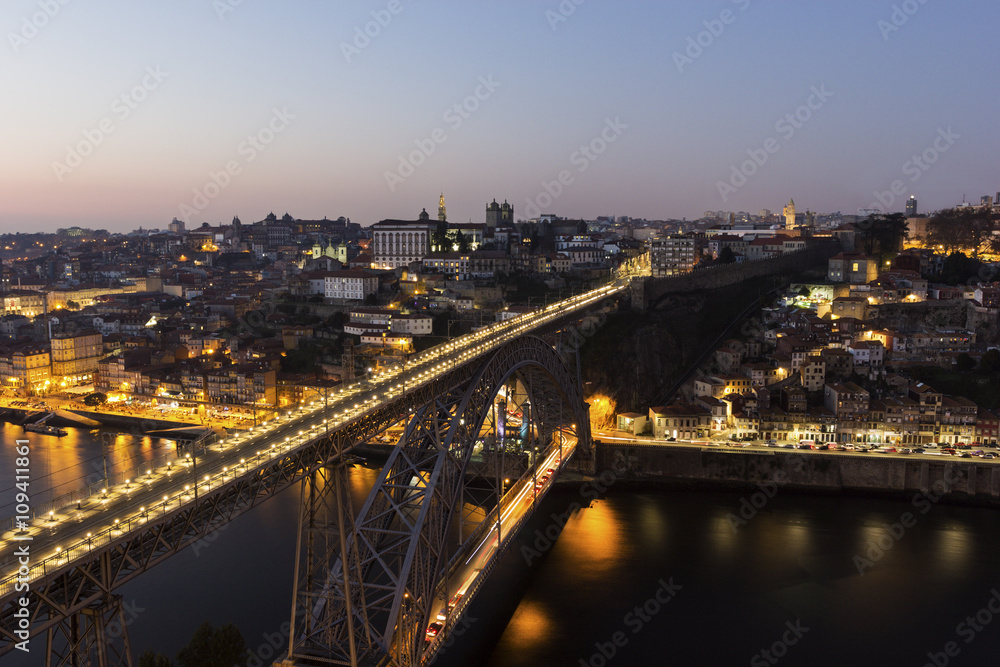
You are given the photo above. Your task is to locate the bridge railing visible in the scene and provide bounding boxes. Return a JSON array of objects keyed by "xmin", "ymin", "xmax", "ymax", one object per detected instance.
[
  {"xmin": 1, "ymin": 280, "xmax": 619, "ymax": 602},
  {"xmin": 0, "ymin": 432, "xmax": 220, "ymax": 534},
  {"xmin": 1, "ymin": 452, "xmax": 175, "ymax": 535}
]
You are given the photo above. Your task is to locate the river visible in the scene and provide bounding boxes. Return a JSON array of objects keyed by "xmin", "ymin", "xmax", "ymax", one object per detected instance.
[{"xmin": 4, "ymin": 431, "xmax": 1000, "ymax": 666}]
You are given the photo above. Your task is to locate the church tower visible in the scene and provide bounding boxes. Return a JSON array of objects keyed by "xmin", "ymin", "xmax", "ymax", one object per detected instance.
[
  {"xmin": 486, "ymin": 199, "xmax": 500, "ymax": 227},
  {"xmin": 438, "ymin": 193, "xmax": 447, "ymax": 222},
  {"xmin": 783, "ymin": 198, "xmax": 796, "ymax": 230},
  {"xmin": 500, "ymin": 199, "xmax": 513, "ymax": 226}
]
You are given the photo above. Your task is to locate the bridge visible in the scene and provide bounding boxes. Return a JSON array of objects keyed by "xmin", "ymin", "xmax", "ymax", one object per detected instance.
[{"xmin": 0, "ymin": 281, "xmax": 629, "ymax": 666}]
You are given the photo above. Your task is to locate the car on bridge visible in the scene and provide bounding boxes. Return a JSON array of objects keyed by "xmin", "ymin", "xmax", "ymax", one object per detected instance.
[{"xmin": 425, "ymin": 622, "xmax": 443, "ymax": 641}]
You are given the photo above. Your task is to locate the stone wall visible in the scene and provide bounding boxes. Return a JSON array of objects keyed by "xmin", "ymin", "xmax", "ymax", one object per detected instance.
[
  {"xmin": 592, "ymin": 440, "xmax": 1000, "ymax": 504},
  {"xmin": 641, "ymin": 241, "xmax": 839, "ymax": 310}
]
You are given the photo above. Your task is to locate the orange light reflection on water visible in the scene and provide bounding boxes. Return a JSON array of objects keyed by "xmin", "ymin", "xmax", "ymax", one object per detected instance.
[
  {"xmin": 555, "ymin": 500, "xmax": 625, "ymax": 580},
  {"xmin": 500, "ymin": 600, "xmax": 552, "ymax": 652}
]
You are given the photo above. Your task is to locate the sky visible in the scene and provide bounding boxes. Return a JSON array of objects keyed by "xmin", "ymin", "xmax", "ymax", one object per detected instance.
[{"xmin": 1, "ymin": 0, "xmax": 998, "ymax": 233}]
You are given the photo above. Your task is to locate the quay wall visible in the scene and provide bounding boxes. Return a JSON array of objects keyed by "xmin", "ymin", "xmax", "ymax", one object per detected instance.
[{"xmin": 591, "ymin": 440, "xmax": 1000, "ymax": 504}]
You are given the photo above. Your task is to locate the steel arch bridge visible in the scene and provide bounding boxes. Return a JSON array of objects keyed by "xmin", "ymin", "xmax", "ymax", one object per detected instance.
[
  {"xmin": 285, "ymin": 335, "xmax": 590, "ymax": 667},
  {"xmin": 0, "ymin": 274, "xmax": 612, "ymax": 667}
]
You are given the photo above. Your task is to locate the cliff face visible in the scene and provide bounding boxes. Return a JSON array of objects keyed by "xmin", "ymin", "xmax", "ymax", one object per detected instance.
[{"xmin": 581, "ymin": 280, "xmax": 769, "ymax": 413}]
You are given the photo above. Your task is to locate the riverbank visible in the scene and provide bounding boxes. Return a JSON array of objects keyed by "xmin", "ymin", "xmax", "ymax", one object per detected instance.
[
  {"xmin": 581, "ymin": 440, "xmax": 1000, "ymax": 507},
  {"xmin": 0, "ymin": 405, "xmax": 199, "ymax": 432}
]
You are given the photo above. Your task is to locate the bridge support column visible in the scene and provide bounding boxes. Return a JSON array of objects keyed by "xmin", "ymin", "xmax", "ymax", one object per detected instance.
[
  {"xmin": 282, "ymin": 336, "xmax": 592, "ymax": 666},
  {"xmin": 285, "ymin": 461, "xmax": 373, "ymax": 667},
  {"xmin": 44, "ymin": 594, "xmax": 134, "ymax": 667}
]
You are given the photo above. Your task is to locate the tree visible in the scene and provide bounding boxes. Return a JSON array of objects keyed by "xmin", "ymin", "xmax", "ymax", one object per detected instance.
[
  {"xmin": 981, "ymin": 349, "xmax": 1000, "ymax": 373},
  {"xmin": 83, "ymin": 392, "xmax": 107, "ymax": 407},
  {"xmin": 431, "ymin": 220, "xmax": 449, "ymax": 252},
  {"xmin": 857, "ymin": 213, "xmax": 908, "ymax": 263},
  {"xmin": 718, "ymin": 247, "xmax": 736, "ymax": 264},
  {"xmin": 928, "ymin": 207, "xmax": 1000, "ymax": 258},
  {"xmin": 936, "ymin": 252, "xmax": 981, "ymax": 285},
  {"xmin": 328, "ymin": 311, "xmax": 348, "ymax": 329},
  {"xmin": 955, "ymin": 353, "xmax": 976, "ymax": 372},
  {"xmin": 138, "ymin": 651, "xmax": 173, "ymax": 667},
  {"xmin": 176, "ymin": 622, "xmax": 247, "ymax": 667},
  {"xmin": 449, "ymin": 230, "xmax": 470, "ymax": 253}
]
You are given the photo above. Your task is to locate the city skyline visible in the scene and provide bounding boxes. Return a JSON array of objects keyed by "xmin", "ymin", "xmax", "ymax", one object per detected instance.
[{"xmin": 3, "ymin": 0, "xmax": 999, "ymax": 232}]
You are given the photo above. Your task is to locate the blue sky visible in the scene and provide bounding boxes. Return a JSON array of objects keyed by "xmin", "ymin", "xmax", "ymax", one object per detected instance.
[{"xmin": 1, "ymin": 0, "xmax": 997, "ymax": 231}]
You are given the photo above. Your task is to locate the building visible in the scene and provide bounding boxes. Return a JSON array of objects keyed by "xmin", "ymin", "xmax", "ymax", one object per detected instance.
[
  {"xmin": 830, "ymin": 296, "xmax": 870, "ymax": 321},
  {"xmin": 650, "ymin": 234, "xmax": 697, "ymax": 277},
  {"xmin": 905, "ymin": 196, "xmax": 918, "ymax": 217},
  {"xmin": 824, "ymin": 382, "xmax": 870, "ymax": 442},
  {"xmin": 6, "ymin": 345, "xmax": 51, "ymax": 395},
  {"xmin": 849, "ymin": 340, "xmax": 885, "ymax": 370},
  {"xmin": 324, "ymin": 270, "xmax": 380, "ymax": 301},
  {"xmin": 799, "ymin": 358, "xmax": 826, "ymax": 392},
  {"xmin": 371, "ymin": 214, "xmax": 435, "ymax": 269},
  {"xmin": 422, "ymin": 253, "xmax": 470, "ymax": 280},
  {"xmin": 827, "ymin": 253, "xmax": 878, "ymax": 284},
  {"xmin": 2, "ymin": 290, "xmax": 46, "ymax": 318},
  {"xmin": 50, "ymin": 330, "xmax": 103, "ymax": 386},
  {"xmin": 388, "ymin": 314, "xmax": 433, "ymax": 335},
  {"xmin": 648, "ymin": 403, "xmax": 711, "ymax": 440},
  {"xmin": 938, "ymin": 396, "xmax": 977, "ymax": 445},
  {"xmin": 485, "ymin": 199, "xmax": 515, "ymax": 228},
  {"xmin": 784, "ymin": 198, "xmax": 796, "ymax": 230}
]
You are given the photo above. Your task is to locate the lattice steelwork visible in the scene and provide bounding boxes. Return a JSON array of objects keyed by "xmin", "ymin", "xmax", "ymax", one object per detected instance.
[
  {"xmin": 2, "ymin": 284, "xmax": 620, "ymax": 661},
  {"xmin": 44, "ymin": 594, "xmax": 133, "ymax": 667},
  {"xmin": 286, "ymin": 336, "xmax": 590, "ymax": 666}
]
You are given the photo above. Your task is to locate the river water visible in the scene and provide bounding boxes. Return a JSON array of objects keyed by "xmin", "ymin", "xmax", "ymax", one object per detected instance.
[{"xmin": 4, "ymin": 431, "xmax": 1000, "ymax": 666}]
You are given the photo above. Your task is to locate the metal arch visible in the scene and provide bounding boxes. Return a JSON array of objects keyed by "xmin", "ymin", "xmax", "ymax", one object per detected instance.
[
  {"xmin": 1, "ymin": 287, "xmax": 621, "ymax": 661},
  {"xmin": 289, "ymin": 335, "xmax": 590, "ymax": 666},
  {"xmin": 442, "ymin": 335, "xmax": 591, "ymax": 469}
]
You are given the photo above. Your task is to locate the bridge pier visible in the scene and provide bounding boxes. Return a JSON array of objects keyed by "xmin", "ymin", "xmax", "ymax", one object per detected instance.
[
  {"xmin": 44, "ymin": 594, "xmax": 134, "ymax": 667},
  {"xmin": 281, "ymin": 336, "xmax": 591, "ymax": 666}
]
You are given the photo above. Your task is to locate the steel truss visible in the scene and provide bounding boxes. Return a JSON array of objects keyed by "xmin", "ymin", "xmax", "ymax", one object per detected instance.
[
  {"xmin": 1, "ymin": 351, "xmax": 498, "ymax": 656},
  {"xmin": 286, "ymin": 336, "xmax": 591, "ymax": 666},
  {"xmin": 2, "ymin": 292, "xmax": 615, "ymax": 660},
  {"xmin": 44, "ymin": 594, "xmax": 133, "ymax": 667}
]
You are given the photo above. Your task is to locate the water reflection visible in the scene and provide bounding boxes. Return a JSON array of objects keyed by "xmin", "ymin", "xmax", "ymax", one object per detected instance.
[
  {"xmin": 554, "ymin": 499, "xmax": 625, "ymax": 580},
  {"xmin": 0, "ymin": 422, "xmax": 177, "ymax": 516},
  {"xmin": 485, "ymin": 489, "xmax": 1000, "ymax": 666}
]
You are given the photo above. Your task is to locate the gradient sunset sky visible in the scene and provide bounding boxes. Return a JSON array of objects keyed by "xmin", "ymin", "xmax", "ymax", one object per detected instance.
[{"xmin": 2, "ymin": 0, "xmax": 998, "ymax": 232}]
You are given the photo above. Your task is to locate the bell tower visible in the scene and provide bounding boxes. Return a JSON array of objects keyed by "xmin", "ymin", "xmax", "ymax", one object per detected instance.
[{"xmin": 783, "ymin": 198, "xmax": 796, "ymax": 230}]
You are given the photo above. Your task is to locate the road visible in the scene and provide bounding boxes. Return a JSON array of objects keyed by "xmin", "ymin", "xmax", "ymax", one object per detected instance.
[
  {"xmin": 421, "ymin": 438, "xmax": 573, "ymax": 652},
  {"xmin": 0, "ymin": 282, "xmax": 626, "ymax": 599}
]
